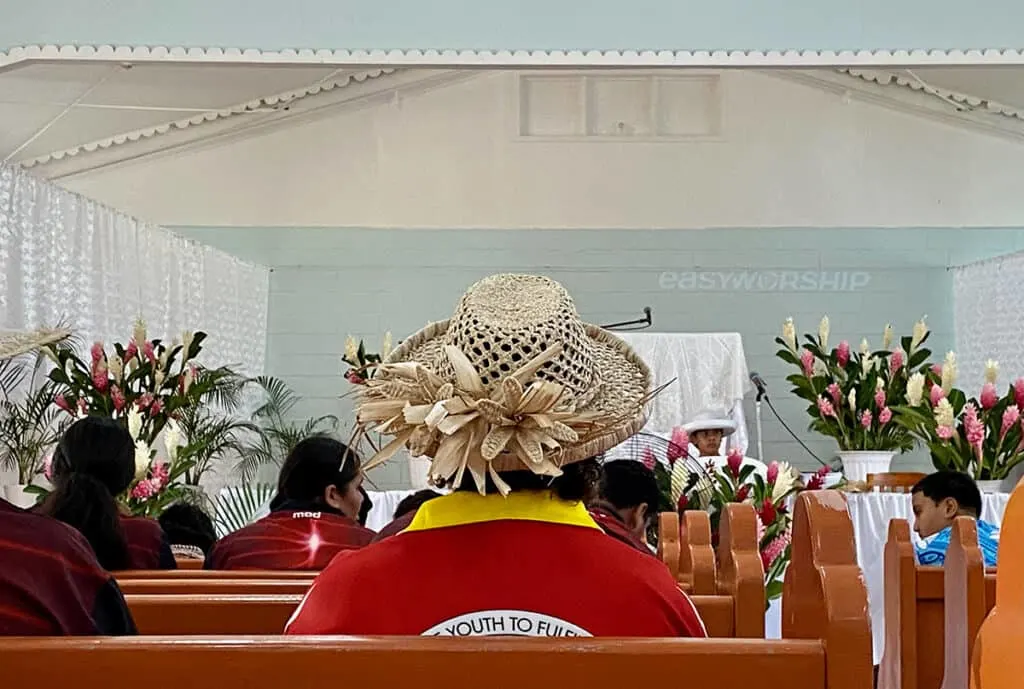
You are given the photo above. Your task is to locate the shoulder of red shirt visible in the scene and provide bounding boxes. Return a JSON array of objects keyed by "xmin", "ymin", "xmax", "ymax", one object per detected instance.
[
  {"xmin": 588, "ymin": 504, "xmax": 654, "ymax": 556},
  {"xmin": 371, "ymin": 511, "xmax": 416, "ymax": 543},
  {"xmin": 120, "ymin": 515, "xmax": 176, "ymax": 570}
]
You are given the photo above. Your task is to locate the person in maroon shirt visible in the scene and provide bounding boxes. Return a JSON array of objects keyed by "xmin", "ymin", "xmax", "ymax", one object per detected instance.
[
  {"xmin": 588, "ymin": 459, "xmax": 660, "ymax": 555},
  {"xmin": 40, "ymin": 417, "xmax": 175, "ymax": 571},
  {"xmin": 206, "ymin": 436, "xmax": 374, "ymax": 570},
  {"xmin": 371, "ymin": 489, "xmax": 444, "ymax": 543},
  {"xmin": 0, "ymin": 498, "xmax": 136, "ymax": 635}
]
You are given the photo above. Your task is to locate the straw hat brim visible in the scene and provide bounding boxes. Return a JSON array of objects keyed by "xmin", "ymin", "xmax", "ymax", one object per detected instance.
[
  {"xmin": 682, "ymin": 418, "xmax": 737, "ymax": 436},
  {"xmin": 384, "ymin": 319, "xmax": 651, "ymax": 467},
  {"xmin": 0, "ymin": 327, "xmax": 71, "ymax": 361}
]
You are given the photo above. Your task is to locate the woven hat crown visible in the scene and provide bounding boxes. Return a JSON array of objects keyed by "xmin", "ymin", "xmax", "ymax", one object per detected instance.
[{"xmin": 430, "ymin": 274, "xmax": 599, "ymax": 406}]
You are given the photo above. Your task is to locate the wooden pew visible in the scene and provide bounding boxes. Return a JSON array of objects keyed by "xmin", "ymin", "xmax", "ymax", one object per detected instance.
[
  {"xmin": 1, "ymin": 637, "xmax": 831, "ymax": 689},
  {"xmin": 0, "ymin": 490, "xmax": 871, "ymax": 689},
  {"xmin": 658, "ymin": 510, "xmax": 716, "ymax": 594},
  {"xmin": 126, "ymin": 595, "xmax": 303, "ymax": 634},
  {"xmin": 941, "ymin": 518, "xmax": 990, "ymax": 689},
  {"xmin": 118, "ymin": 579, "xmax": 313, "ymax": 595},
  {"xmin": 970, "ymin": 477, "xmax": 1024, "ymax": 688},
  {"xmin": 115, "ymin": 569, "xmax": 317, "ymax": 580},
  {"xmin": 174, "ymin": 558, "xmax": 204, "ymax": 570},
  {"xmin": 879, "ymin": 519, "xmax": 997, "ymax": 689}
]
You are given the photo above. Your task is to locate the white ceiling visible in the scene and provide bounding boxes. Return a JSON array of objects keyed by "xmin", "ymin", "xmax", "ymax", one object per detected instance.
[{"xmin": 4, "ymin": 61, "xmax": 1024, "ymax": 179}]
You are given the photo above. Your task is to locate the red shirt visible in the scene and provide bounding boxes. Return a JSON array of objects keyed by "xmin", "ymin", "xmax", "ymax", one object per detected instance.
[
  {"xmin": 285, "ymin": 492, "xmax": 706, "ymax": 637},
  {"xmin": 121, "ymin": 516, "xmax": 175, "ymax": 570},
  {"xmin": 371, "ymin": 511, "xmax": 416, "ymax": 543},
  {"xmin": 0, "ymin": 499, "xmax": 136, "ymax": 635},
  {"xmin": 588, "ymin": 504, "xmax": 654, "ymax": 556},
  {"xmin": 206, "ymin": 507, "xmax": 375, "ymax": 571}
]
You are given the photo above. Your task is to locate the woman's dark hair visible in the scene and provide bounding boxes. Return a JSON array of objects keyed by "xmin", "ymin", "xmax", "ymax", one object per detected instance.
[
  {"xmin": 599, "ymin": 460, "xmax": 660, "ymax": 526},
  {"xmin": 394, "ymin": 489, "xmax": 443, "ymax": 519},
  {"xmin": 357, "ymin": 486, "xmax": 373, "ymax": 526},
  {"xmin": 451, "ymin": 457, "xmax": 602, "ymax": 503},
  {"xmin": 47, "ymin": 416, "xmax": 135, "ymax": 570},
  {"xmin": 275, "ymin": 436, "xmax": 361, "ymax": 505},
  {"xmin": 158, "ymin": 503, "xmax": 217, "ymax": 555}
]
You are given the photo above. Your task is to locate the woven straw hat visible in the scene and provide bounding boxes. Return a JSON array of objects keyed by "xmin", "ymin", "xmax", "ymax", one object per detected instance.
[{"xmin": 354, "ymin": 274, "xmax": 655, "ymax": 494}]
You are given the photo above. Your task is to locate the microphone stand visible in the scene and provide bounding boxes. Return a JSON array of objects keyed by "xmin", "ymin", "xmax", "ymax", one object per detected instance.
[{"xmin": 754, "ymin": 388, "xmax": 765, "ymax": 462}]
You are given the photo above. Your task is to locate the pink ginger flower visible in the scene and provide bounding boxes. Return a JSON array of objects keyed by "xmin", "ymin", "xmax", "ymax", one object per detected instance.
[
  {"xmin": 640, "ymin": 447, "xmax": 657, "ymax": 471},
  {"xmin": 42, "ymin": 453, "xmax": 54, "ymax": 482},
  {"xmin": 980, "ymin": 383, "xmax": 999, "ymax": 410},
  {"xmin": 124, "ymin": 340, "xmax": 138, "ymax": 362},
  {"xmin": 761, "ymin": 530, "xmax": 792, "ymax": 569},
  {"xmin": 1015, "ymin": 378, "xmax": 1024, "ymax": 410},
  {"xmin": 726, "ymin": 448, "xmax": 744, "ymax": 478},
  {"xmin": 836, "ymin": 341, "xmax": 850, "ymax": 368},
  {"xmin": 149, "ymin": 399, "xmax": 164, "ymax": 417},
  {"xmin": 136, "ymin": 393, "xmax": 154, "ymax": 410},
  {"xmin": 936, "ymin": 425, "xmax": 955, "ymax": 440},
  {"xmin": 817, "ymin": 396, "xmax": 836, "ymax": 418},
  {"xmin": 964, "ymin": 403, "xmax": 985, "ymax": 457},
  {"xmin": 90, "ymin": 341, "xmax": 105, "ymax": 363},
  {"xmin": 889, "ymin": 349, "xmax": 904, "ymax": 374},
  {"xmin": 76, "ymin": 399, "xmax": 88, "ymax": 415},
  {"xmin": 110, "ymin": 385, "xmax": 126, "ymax": 412},
  {"xmin": 860, "ymin": 409, "xmax": 873, "ymax": 428},
  {"xmin": 874, "ymin": 388, "xmax": 886, "ymax": 409},
  {"xmin": 91, "ymin": 366, "xmax": 109, "ymax": 393},
  {"xmin": 54, "ymin": 394, "xmax": 72, "ymax": 414},
  {"xmin": 130, "ymin": 479, "xmax": 157, "ymax": 501},
  {"xmin": 668, "ymin": 427, "xmax": 689, "ymax": 464},
  {"xmin": 735, "ymin": 484, "xmax": 751, "ymax": 502},
  {"xmin": 879, "ymin": 407, "xmax": 893, "ymax": 425},
  {"xmin": 800, "ymin": 349, "xmax": 814, "ymax": 377},
  {"xmin": 344, "ymin": 370, "xmax": 365, "ymax": 385},
  {"xmin": 150, "ymin": 463, "xmax": 170, "ymax": 490},
  {"xmin": 755, "ymin": 515, "xmax": 766, "ymax": 545},
  {"xmin": 143, "ymin": 340, "xmax": 156, "ymax": 363},
  {"xmin": 931, "ymin": 364, "xmax": 943, "ymax": 377},
  {"xmin": 766, "ymin": 461, "xmax": 780, "ymax": 486},
  {"xmin": 827, "ymin": 383, "xmax": 842, "ymax": 403},
  {"xmin": 930, "ymin": 384, "xmax": 946, "ymax": 406},
  {"xmin": 1001, "ymin": 405, "xmax": 1020, "ymax": 439}
]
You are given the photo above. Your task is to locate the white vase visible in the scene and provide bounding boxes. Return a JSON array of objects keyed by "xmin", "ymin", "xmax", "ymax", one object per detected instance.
[
  {"xmin": 408, "ymin": 455, "xmax": 432, "ymax": 490},
  {"xmin": 1, "ymin": 484, "xmax": 37, "ymax": 509},
  {"xmin": 976, "ymin": 480, "xmax": 1004, "ymax": 494},
  {"xmin": 836, "ymin": 451, "xmax": 894, "ymax": 483}
]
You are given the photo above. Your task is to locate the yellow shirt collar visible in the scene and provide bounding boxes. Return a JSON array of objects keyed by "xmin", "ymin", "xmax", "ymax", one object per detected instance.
[{"xmin": 404, "ymin": 490, "xmax": 601, "ymax": 533}]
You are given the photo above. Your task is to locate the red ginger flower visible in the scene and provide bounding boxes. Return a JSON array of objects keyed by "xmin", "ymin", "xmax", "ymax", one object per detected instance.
[
  {"xmin": 735, "ymin": 484, "xmax": 751, "ymax": 502},
  {"xmin": 758, "ymin": 498, "xmax": 778, "ymax": 526},
  {"xmin": 640, "ymin": 447, "xmax": 657, "ymax": 471},
  {"xmin": 726, "ymin": 448, "xmax": 743, "ymax": 478}
]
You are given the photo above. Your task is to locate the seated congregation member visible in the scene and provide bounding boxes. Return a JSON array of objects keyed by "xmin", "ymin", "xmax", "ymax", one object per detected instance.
[
  {"xmin": 286, "ymin": 273, "xmax": 707, "ymax": 637},
  {"xmin": 588, "ymin": 459, "xmax": 659, "ymax": 554},
  {"xmin": 41, "ymin": 417, "xmax": 175, "ymax": 570},
  {"xmin": 206, "ymin": 436, "xmax": 374, "ymax": 570},
  {"xmin": 371, "ymin": 489, "xmax": 444, "ymax": 543},
  {"xmin": 912, "ymin": 471, "xmax": 999, "ymax": 566},
  {"xmin": 158, "ymin": 503, "xmax": 218, "ymax": 561},
  {"xmin": 0, "ymin": 498, "xmax": 136, "ymax": 635}
]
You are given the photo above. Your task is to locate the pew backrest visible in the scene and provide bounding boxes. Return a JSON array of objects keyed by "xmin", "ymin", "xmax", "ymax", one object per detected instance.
[
  {"xmin": 941, "ymin": 518, "xmax": 988, "ymax": 689},
  {"xmin": 126, "ymin": 595, "xmax": 303, "ymax": 634},
  {"xmin": 715, "ymin": 503, "xmax": 765, "ymax": 638},
  {"xmin": 115, "ymin": 570, "xmax": 318, "ymax": 580},
  {"xmin": 118, "ymin": 579, "xmax": 313, "ymax": 595}
]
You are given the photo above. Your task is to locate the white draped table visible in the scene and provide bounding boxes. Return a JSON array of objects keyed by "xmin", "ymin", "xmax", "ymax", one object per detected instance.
[
  {"xmin": 763, "ymin": 492, "xmax": 1009, "ymax": 662},
  {"xmin": 617, "ymin": 332, "xmax": 753, "ymax": 453}
]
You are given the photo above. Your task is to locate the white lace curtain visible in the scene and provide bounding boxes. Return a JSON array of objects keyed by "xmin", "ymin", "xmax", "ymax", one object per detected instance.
[
  {"xmin": 953, "ymin": 251, "xmax": 1024, "ymax": 388},
  {"xmin": 0, "ymin": 163, "xmax": 269, "ymax": 376}
]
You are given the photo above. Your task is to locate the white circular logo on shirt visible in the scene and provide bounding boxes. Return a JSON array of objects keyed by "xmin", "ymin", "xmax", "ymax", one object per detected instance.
[{"xmin": 421, "ymin": 610, "xmax": 592, "ymax": 637}]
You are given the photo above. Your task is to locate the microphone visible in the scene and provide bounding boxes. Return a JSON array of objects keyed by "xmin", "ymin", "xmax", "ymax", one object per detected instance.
[{"xmin": 749, "ymin": 371, "xmax": 768, "ymax": 401}]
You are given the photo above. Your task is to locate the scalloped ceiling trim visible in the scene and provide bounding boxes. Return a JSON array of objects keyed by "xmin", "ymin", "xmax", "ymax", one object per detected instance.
[
  {"xmin": 20, "ymin": 67, "xmax": 396, "ymax": 168},
  {"xmin": 839, "ymin": 68, "xmax": 1024, "ymax": 121},
  {"xmin": 5, "ymin": 45, "xmax": 1024, "ymax": 67}
]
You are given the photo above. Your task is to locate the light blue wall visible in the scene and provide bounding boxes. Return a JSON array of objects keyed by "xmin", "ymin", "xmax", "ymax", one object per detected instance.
[
  {"xmin": 176, "ymin": 226, "xmax": 1022, "ymax": 488},
  {"xmin": 4, "ymin": 0, "xmax": 1024, "ymax": 53}
]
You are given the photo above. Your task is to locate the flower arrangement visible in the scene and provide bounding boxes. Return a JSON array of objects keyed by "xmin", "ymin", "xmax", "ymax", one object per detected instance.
[
  {"xmin": 652, "ymin": 429, "xmax": 803, "ymax": 603},
  {"xmin": 774, "ymin": 316, "xmax": 931, "ymax": 453},
  {"xmin": 892, "ymin": 358, "xmax": 1024, "ymax": 480},
  {"xmin": 41, "ymin": 320, "xmax": 211, "ymax": 515},
  {"xmin": 342, "ymin": 333, "xmax": 391, "ymax": 385}
]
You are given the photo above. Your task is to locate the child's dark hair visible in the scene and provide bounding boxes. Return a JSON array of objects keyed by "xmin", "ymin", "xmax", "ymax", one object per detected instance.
[
  {"xmin": 451, "ymin": 457, "xmax": 602, "ymax": 502},
  {"xmin": 158, "ymin": 503, "xmax": 217, "ymax": 555},
  {"xmin": 357, "ymin": 486, "xmax": 373, "ymax": 526},
  {"xmin": 912, "ymin": 471, "xmax": 983, "ymax": 516},
  {"xmin": 599, "ymin": 459, "xmax": 660, "ymax": 526},
  {"xmin": 394, "ymin": 489, "xmax": 443, "ymax": 519},
  {"xmin": 46, "ymin": 416, "xmax": 135, "ymax": 570},
  {"xmin": 275, "ymin": 436, "xmax": 361, "ymax": 505}
]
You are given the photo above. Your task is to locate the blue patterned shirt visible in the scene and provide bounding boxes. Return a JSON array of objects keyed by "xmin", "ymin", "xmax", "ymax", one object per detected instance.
[{"xmin": 916, "ymin": 519, "xmax": 1000, "ymax": 567}]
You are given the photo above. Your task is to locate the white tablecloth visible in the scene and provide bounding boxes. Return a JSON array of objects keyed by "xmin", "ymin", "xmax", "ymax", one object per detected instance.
[
  {"xmin": 849, "ymin": 492, "xmax": 1009, "ymax": 664},
  {"xmin": 618, "ymin": 332, "xmax": 753, "ymax": 454}
]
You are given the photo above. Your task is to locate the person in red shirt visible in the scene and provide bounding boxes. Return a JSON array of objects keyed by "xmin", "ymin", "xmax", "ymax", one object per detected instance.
[
  {"xmin": 40, "ymin": 416, "xmax": 174, "ymax": 571},
  {"xmin": 588, "ymin": 459, "xmax": 660, "ymax": 555},
  {"xmin": 0, "ymin": 498, "xmax": 136, "ymax": 635},
  {"xmin": 205, "ymin": 436, "xmax": 374, "ymax": 570},
  {"xmin": 370, "ymin": 489, "xmax": 444, "ymax": 543},
  {"xmin": 286, "ymin": 273, "xmax": 706, "ymax": 638}
]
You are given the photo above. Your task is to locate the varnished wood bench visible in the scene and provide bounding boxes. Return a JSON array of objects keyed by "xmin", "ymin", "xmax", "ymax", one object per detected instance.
[
  {"xmin": 879, "ymin": 519, "xmax": 997, "ymax": 689},
  {"xmin": 0, "ymin": 637, "xmax": 843, "ymax": 689},
  {"xmin": 118, "ymin": 579, "xmax": 313, "ymax": 595},
  {"xmin": 941, "ymin": 518, "xmax": 991, "ymax": 689},
  {"xmin": 115, "ymin": 570, "xmax": 318, "ymax": 580},
  {"xmin": 968, "ymin": 476, "xmax": 1024, "ymax": 688}
]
